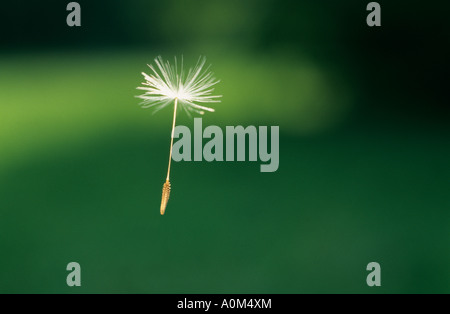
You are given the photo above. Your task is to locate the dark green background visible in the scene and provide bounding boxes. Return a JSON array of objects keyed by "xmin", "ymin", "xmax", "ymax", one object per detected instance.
[{"xmin": 0, "ymin": 0, "xmax": 449, "ymax": 293}]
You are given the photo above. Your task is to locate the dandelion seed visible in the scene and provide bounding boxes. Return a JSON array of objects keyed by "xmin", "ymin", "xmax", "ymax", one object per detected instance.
[{"xmin": 136, "ymin": 56, "xmax": 221, "ymax": 215}]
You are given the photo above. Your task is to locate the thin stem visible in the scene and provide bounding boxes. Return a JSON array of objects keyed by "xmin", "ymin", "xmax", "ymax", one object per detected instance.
[{"xmin": 166, "ymin": 98, "xmax": 178, "ymax": 181}]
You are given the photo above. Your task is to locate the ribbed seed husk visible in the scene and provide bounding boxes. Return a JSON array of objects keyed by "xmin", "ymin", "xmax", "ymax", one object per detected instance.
[{"xmin": 160, "ymin": 180, "xmax": 171, "ymax": 215}]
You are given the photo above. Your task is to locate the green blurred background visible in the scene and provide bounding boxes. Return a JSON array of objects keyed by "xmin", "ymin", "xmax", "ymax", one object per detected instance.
[{"xmin": 0, "ymin": 0, "xmax": 449, "ymax": 293}]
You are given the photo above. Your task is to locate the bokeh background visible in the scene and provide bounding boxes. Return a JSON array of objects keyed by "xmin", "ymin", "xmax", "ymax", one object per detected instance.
[{"xmin": 0, "ymin": 0, "xmax": 449, "ymax": 293}]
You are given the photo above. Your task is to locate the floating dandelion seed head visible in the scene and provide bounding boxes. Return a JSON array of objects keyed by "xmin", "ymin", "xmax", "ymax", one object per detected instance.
[
  {"xmin": 136, "ymin": 56, "xmax": 221, "ymax": 115},
  {"xmin": 136, "ymin": 56, "xmax": 221, "ymax": 215}
]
